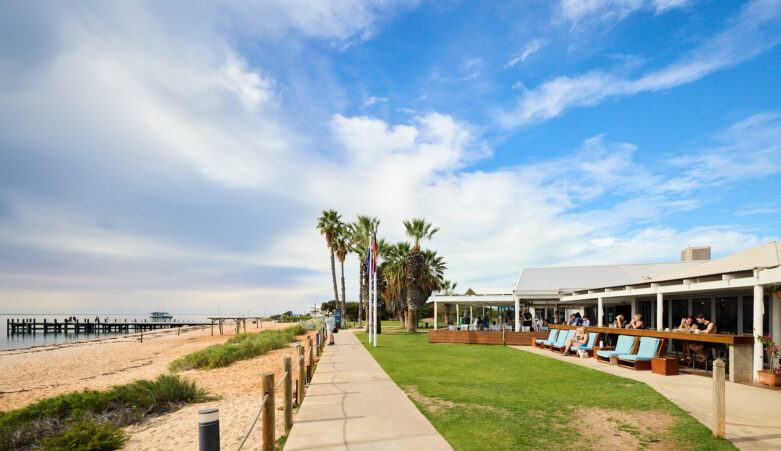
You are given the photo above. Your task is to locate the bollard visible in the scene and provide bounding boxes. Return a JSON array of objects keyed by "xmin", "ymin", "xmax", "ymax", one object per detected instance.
[
  {"xmin": 307, "ymin": 337, "xmax": 314, "ymax": 383},
  {"xmin": 283, "ymin": 356, "xmax": 293, "ymax": 432},
  {"xmin": 316, "ymin": 332, "xmax": 320, "ymax": 356},
  {"xmin": 262, "ymin": 373, "xmax": 275, "ymax": 451},
  {"xmin": 297, "ymin": 349, "xmax": 305, "ymax": 405},
  {"xmin": 198, "ymin": 408, "xmax": 220, "ymax": 451},
  {"xmin": 713, "ymin": 359, "xmax": 726, "ymax": 438}
]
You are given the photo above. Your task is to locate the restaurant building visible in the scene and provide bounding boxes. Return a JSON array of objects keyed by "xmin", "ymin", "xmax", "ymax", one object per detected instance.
[{"xmin": 432, "ymin": 242, "xmax": 781, "ymax": 382}]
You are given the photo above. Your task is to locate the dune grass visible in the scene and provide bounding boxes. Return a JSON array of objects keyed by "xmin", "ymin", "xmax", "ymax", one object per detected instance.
[
  {"xmin": 357, "ymin": 332, "xmax": 735, "ymax": 451},
  {"xmin": 169, "ymin": 323, "xmax": 311, "ymax": 371},
  {"xmin": 0, "ymin": 374, "xmax": 211, "ymax": 450}
]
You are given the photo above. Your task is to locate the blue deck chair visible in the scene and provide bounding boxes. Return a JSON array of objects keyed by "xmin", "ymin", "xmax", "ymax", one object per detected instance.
[
  {"xmin": 536, "ymin": 329, "xmax": 559, "ymax": 347},
  {"xmin": 617, "ymin": 337, "xmax": 664, "ymax": 370},
  {"xmin": 595, "ymin": 335, "xmax": 637, "ymax": 363},
  {"xmin": 569, "ymin": 332, "xmax": 599, "ymax": 357},
  {"xmin": 549, "ymin": 329, "xmax": 576, "ymax": 352}
]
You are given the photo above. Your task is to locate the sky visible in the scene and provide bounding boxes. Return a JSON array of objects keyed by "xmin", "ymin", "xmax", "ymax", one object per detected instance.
[{"xmin": 1, "ymin": 0, "xmax": 781, "ymax": 315}]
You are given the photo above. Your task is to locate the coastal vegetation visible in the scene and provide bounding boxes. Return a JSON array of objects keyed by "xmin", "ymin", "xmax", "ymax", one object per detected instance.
[
  {"xmin": 357, "ymin": 333, "xmax": 735, "ymax": 450},
  {"xmin": 169, "ymin": 323, "xmax": 311, "ymax": 371},
  {"xmin": 0, "ymin": 374, "xmax": 210, "ymax": 450}
]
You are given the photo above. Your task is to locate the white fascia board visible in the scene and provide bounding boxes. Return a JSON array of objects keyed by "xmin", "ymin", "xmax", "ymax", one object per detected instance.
[
  {"xmin": 759, "ymin": 266, "xmax": 781, "ymax": 285},
  {"xmin": 561, "ymin": 277, "xmax": 759, "ymax": 302}
]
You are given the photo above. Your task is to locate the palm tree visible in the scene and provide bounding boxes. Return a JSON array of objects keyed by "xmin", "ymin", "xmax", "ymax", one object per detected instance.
[
  {"xmin": 317, "ymin": 210, "xmax": 341, "ymax": 306},
  {"xmin": 382, "ymin": 242, "xmax": 411, "ymax": 326},
  {"xmin": 333, "ymin": 222, "xmax": 350, "ymax": 315},
  {"xmin": 403, "ymin": 218, "xmax": 439, "ymax": 332},
  {"xmin": 439, "ymin": 280, "xmax": 457, "ymax": 325}
]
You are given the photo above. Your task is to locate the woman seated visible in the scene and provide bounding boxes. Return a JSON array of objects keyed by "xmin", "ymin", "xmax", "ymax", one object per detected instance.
[
  {"xmin": 689, "ymin": 314, "xmax": 718, "ymax": 362},
  {"xmin": 561, "ymin": 327, "xmax": 587, "ymax": 356},
  {"xmin": 626, "ymin": 314, "xmax": 645, "ymax": 329},
  {"xmin": 612, "ymin": 314, "xmax": 626, "ymax": 329},
  {"xmin": 677, "ymin": 316, "xmax": 697, "ymax": 360}
]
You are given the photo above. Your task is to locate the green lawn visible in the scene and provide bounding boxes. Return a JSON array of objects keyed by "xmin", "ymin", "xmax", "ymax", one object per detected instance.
[{"xmin": 356, "ymin": 332, "xmax": 735, "ymax": 451}]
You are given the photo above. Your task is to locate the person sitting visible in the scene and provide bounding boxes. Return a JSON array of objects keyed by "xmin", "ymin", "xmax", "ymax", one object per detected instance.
[
  {"xmin": 477, "ymin": 318, "xmax": 484, "ymax": 330},
  {"xmin": 582, "ymin": 315, "xmax": 591, "ymax": 326},
  {"xmin": 677, "ymin": 316, "xmax": 697, "ymax": 360},
  {"xmin": 689, "ymin": 314, "xmax": 717, "ymax": 362},
  {"xmin": 626, "ymin": 314, "xmax": 645, "ymax": 329},
  {"xmin": 561, "ymin": 327, "xmax": 587, "ymax": 356}
]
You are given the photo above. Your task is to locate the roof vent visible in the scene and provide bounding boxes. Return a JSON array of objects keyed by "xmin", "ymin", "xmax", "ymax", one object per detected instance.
[{"xmin": 681, "ymin": 246, "xmax": 711, "ymax": 262}]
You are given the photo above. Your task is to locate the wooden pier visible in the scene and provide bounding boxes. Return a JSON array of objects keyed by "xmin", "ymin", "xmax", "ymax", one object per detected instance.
[{"xmin": 6, "ymin": 318, "xmax": 211, "ymax": 334}]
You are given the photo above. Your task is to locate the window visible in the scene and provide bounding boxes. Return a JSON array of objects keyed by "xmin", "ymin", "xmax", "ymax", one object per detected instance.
[
  {"xmin": 692, "ymin": 298, "xmax": 712, "ymax": 320},
  {"xmin": 671, "ymin": 299, "xmax": 689, "ymax": 327},
  {"xmin": 637, "ymin": 300, "xmax": 653, "ymax": 328},
  {"xmin": 715, "ymin": 297, "xmax": 737, "ymax": 334}
]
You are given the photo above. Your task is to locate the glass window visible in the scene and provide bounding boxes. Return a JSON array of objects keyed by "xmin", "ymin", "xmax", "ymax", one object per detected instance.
[
  {"xmin": 692, "ymin": 298, "xmax": 712, "ymax": 321},
  {"xmin": 637, "ymin": 300, "xmax": 653, "ymax": 328},
  {"xmin": 671, "ymin": 299, "xmax": 689, "ymax": 328},
  {"xmin": 742, "ymin": 297, "xmax": 753, "ymax": 334},
  {"xmin": 715, "ymin": 297, "xmax": 737, "ymax": 334}
]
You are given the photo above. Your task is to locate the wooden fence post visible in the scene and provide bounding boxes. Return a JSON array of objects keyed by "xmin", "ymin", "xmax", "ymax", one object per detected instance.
[
  {"xmin": 283, "ymin": 356, "xmax": 293, "ymax": 432},
  {"xmin": 261, "ymin": 373, "xmax": 275, "ymax": 451},
  {"xmin": 307, "ymin": 337, "xmax": 314, "ymax": 383},
  {"xmin": 713, "ymin": 359, "xmax": 726, "ymax": 438},
  {"xmin": 297, "ymin": 347, "xmax": 306, "ymax": 405}
]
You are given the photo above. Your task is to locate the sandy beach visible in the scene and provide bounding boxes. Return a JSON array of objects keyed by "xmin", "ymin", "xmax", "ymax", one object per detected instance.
[{"xmin": 0, "ymin": 322, "xmax": 318, "ymax": 450}]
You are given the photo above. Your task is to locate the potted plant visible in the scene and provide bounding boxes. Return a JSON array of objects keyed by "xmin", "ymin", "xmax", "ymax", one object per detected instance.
[{"xmin": 756, "ymin": 334, "xmax": 780, "ymax": 386}]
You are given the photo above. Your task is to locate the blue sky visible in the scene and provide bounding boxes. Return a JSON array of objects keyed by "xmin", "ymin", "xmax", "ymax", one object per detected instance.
[{"xmin": 1, "ymin": 0, "xmax": 781, "ymax": 314}]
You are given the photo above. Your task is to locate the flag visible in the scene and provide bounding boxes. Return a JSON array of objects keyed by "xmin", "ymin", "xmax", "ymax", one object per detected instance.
[
  {"xmin": 366, "ymin": 242, "xmax": 372, "ymax": 275},
  {"xmin": 371, "ymin": 233, "xmax": 377, "ymax": 275}
]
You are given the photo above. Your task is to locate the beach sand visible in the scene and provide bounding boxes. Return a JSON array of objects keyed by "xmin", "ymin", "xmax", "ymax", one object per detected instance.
[{"xmin": 0, "ymin": 322, "xmax": 318, "ymax": 450}]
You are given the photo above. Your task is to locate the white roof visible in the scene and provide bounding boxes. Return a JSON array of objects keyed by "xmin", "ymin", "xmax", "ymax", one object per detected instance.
[
  {"xmin": 648, "ymin": 241, "xmax": 781, "ymax": 283},
  {"xmin": 515, "ymin": 261, "xmax": 700, "ymax": 294},
  {"xmin": 464, "ymin": 287, "xmax": 514, "ymax": 296}
]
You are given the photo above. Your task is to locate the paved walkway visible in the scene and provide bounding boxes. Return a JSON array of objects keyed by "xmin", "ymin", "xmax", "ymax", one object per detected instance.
[
  {"xmin": 284, "ymin": 329, "xmax": 452, "ymax": 451},
  {"xmin": 514, "ymin": 345, "xmax": 781, "ymax": 450}
]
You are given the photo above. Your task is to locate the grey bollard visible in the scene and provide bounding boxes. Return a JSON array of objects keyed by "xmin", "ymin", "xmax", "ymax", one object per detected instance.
[{"xmin": 198, "ymin": 408, "xmax": 220, "ymax": 451}]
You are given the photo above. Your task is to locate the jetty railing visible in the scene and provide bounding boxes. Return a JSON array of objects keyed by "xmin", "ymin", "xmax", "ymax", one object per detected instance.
[{"xmin": 199, "ymin": 330, "xmax": 323, "ymax": 451}]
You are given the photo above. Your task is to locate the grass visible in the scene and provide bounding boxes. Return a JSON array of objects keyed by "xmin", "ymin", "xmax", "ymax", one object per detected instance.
[
  {"xmin": 0, "ymin": 374, "xmax": 211, "ymax": 450},
  {"xmin": 169, "ymin": 323, "xmax": 312, "ymax": 371},
  {"xmin": 356, "ymin": 332, "xmax": 735, "ymax": 451}
]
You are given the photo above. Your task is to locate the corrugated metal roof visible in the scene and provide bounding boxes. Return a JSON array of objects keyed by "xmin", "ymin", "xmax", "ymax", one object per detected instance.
[
  {"xmin": 464, "ymin": 287, "xmax": 514, "ymax": 296},
  {"xmin": 515, "ymin": 261, "xmax": 701, "ymax": 293},
  {"xmin": 648, "ymin": 241, "xmax": 781, "ymax": 282}
]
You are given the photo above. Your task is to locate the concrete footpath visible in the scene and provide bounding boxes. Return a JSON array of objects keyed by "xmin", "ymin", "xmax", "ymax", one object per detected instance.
[
  {"xmin": 514, "ymin": 345, "xmax": 781, "ymax": 450},
  {"xmin": 284, "ymin": 329, "xmax": 452, "ymax": 451}
]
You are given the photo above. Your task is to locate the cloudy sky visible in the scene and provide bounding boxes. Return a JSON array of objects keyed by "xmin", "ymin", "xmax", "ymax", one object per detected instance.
[{"xmin": 1, "ymin": 0, "xmax": 781, "ymax": 315}]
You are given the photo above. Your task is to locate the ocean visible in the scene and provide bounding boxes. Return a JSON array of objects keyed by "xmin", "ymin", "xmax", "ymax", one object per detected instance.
[{"xmin": 0, "ymin": 313, "xmax": 217, "ymax": 351}]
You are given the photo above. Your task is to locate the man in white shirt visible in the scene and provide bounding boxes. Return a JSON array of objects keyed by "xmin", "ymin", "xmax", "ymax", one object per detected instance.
[{"xmin": 325, "ymin": 313, "xmax": 336, "ymax": 345}]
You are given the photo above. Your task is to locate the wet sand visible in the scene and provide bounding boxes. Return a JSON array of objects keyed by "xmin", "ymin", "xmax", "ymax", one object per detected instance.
[{"xmin": 0, "ymin": 322, "xmax": 317, "ymax": 450}]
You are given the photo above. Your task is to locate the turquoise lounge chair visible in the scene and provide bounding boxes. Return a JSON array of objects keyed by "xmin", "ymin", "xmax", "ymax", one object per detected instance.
[
  {"xmin": 617, "ymin": 337, "xmax": 665, "ymax": 370},
  {"xmin": 549, "ymin": 329, "xmax": 576, "ymax": 352},
  {"xmin": 536, "ymin": 329, "xmax": 559, "ymax": 347},
  {"xmin": 569, "ymin": 332, "xmax": 599, "ymax": 357},
  {"xmin": 595, "ymin": 335, "xmax": 637, "ymax": 363}
]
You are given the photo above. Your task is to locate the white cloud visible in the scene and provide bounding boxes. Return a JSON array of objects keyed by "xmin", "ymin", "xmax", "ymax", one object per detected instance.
[
  {"xmin": 502, "ymin": 0, "xmax": 781, "ymax": 127},
  {"xmin": 363, "ymin": 96, "xmax": 388, "ymax": 106},
  {"xmin": 558, "ymin": 0, "xmax": 692, "ymax": 25},
  {"xmin": 505, "ymin": 39, "xmax": 548, "ymax": 68}
]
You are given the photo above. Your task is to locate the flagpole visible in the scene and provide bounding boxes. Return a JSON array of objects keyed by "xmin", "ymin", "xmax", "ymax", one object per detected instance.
[
  {"xmin": 373, "ymin": 264, "xmax": 377, "ymax": 346},
  {"xmin": 367, "ymin": 248, "xmax": 372, "ymax": 340}
]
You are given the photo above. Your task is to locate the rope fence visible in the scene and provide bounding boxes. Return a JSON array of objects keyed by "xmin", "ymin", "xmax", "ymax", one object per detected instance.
[{"xmin": 199, "ymin": 328, "xmax": 325, "ymax": 451}]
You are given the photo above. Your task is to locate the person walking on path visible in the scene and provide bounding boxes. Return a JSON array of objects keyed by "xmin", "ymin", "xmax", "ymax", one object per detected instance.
[{"xmin": 325, "ymin": 313, "xmax": 336, "ymax": 345}]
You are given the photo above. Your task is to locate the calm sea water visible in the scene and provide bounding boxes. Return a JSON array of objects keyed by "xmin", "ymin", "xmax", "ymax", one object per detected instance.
[{"xmin": 0, "ymin": 313, "xmax": 218, "ymax": 351}]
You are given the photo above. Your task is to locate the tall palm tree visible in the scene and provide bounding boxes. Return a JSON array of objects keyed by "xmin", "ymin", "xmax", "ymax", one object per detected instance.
[
  {"xmin": 439, "ymin": 280, "xmax": 457, "ymax": 325},
  {"xmin": 403, "ymin": 218, "xmax": 439, "ymax": 332},
  {"xmin": 317, "ymin": 210, "xmax": 341, "ymax": 306},
  {"xmin": 382, "ymin": 242, "xmax": 411, "ymax": 326},
  {"xmin": 332, "ymin": 222, "xmax": 350, "ymax": 315}
]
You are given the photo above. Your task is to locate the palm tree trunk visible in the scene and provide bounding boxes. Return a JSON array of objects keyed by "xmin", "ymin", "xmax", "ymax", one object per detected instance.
[
  {"xmin": 399, "ymin": 309, "xmax": 406, "ymax": 327},
  {"xmin": 330, "ymin": 251, "xmax": 339, "ymax": 308},
  {"xmin": 443, "ymin": 303, "xmax": 451, "ymax": 325},
  {"xmin": 340, "ymin": 259, "xmax": 346, "ymax": 317}
]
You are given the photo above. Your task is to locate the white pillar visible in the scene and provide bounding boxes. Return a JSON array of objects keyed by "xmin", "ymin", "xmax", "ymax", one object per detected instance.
[
  {"xmin": 514, "ymin": 298, "xmax": 520, "ymax": 332},
  {"xmin": 754, "ymin": 283, "xmax": 764, "ymax": 381},
  {"xmin": 469, "ymin": 306, "xmax": 473, "ymax": 323},
  {"xmin": 630, "ymin": 298, "xmax": 637, "ymax": 318},
  {"xmin": 597, "ymin": 297, "xmax": 604, "ymax": 327},
  {"xmin": 772, "ymin": 289, "xmax": 781, "ymax": 343},
  {"xmin": 434, "ymin": 301, "xmax": 438, "ymax": 330},
  {"xmin": 656, "ymin": 292, "xmax": 664, "ymax": 331},
  {"xmin": 456, "ymin": 304, "xmax": 459, "ymax": 324}
]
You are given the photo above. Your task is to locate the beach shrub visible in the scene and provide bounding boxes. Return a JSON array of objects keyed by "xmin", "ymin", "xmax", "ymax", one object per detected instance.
[
  {"xmin": 170, "ymin": 322, "xmax": 316, "ymax": 371},
  {"xmin": 0, "ymin": 374, "xmax": 210, "ymax": 450},
  {"xmin": 37, "ymin": 419, "xmax": 127, "ymax": 451}
]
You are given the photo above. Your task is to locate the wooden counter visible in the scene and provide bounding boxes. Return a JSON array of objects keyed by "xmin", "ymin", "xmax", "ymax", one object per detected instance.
[{"xmin": 548, "ymin": 324, "xmax": 754, "ymax": 345}]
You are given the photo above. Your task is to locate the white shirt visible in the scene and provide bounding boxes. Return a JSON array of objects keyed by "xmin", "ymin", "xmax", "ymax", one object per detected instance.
[{"xmin": 325, "ymin": 316, "xmax": 336, "ymax": 330}]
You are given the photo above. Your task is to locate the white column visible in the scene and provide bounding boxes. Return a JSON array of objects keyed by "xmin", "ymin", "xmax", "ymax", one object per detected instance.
[
  {"xmin": 514, "ymin": 298, "xmax": 520, "ymax": 332},
  {"xmin": 772, "ymin": 289, "xmax": 781, "ymax": 344},
  {"xmin": 597, "ymin": 297, "xmax": 604, "ymax": 327},
  {"xmin": 656, "ymin": 292, "xmax": 664, "ymax": 331},
  {"xmin": 434, "ymin": 301, "xmax": 438, "ymax": 330},
  {"xmin": 630, "ymin": 298, "xmax": 637, "ymax": 318},
  {"xmin": 754, "ymin": 283, "xmax": 764, "ymax": 381},
  {"xmin": 456, "ymin": 304, "xmax": 459, "ymax": 324},
  {"xmin": 469, "ymin": 306, "xmax": 473, "ymax": 323}
]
